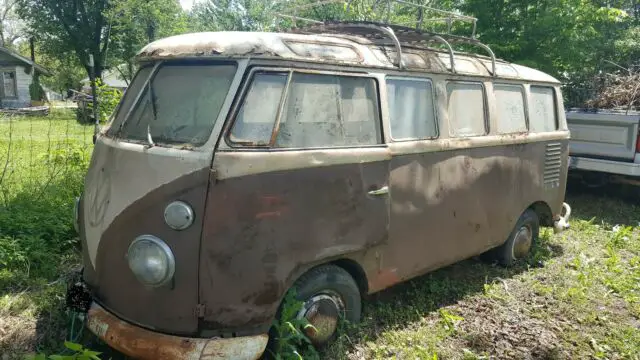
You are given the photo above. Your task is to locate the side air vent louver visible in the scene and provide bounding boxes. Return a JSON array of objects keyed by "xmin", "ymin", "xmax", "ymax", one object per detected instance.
[{"xmin": 544, "ymin": 142, "xmax": 562, "ymax": 188}]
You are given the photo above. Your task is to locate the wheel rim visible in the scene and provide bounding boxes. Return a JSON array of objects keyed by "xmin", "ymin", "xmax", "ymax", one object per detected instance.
[
  {"xmin": 296, "ymin": 291, "xmax": 345, "ymax": 346},
  {"xmin": 512, "ymin": 224, "xmax": 533, "ymax": 259}
]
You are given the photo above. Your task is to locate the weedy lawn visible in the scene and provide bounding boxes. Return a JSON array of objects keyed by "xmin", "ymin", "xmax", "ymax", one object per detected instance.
[
  {"xmin": 0, "ymin": 109, "xmax": 93, "ymax": 358},
  {"xmin": 325, "ymin": 187, "xmax": 640, "ymax": 360},
  {"xmin": 0, "ymin": 110, "xmax": 638, "ymax": 359}
]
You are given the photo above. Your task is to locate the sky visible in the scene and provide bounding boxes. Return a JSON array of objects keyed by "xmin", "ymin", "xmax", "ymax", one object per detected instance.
[{"xmin": 179, "ymin": 0, "xmax": 195, "ymax": 10}]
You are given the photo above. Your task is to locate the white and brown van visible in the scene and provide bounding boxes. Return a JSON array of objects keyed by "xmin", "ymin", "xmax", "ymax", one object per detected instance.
[{"xmin": 70, "ymin": 22, "xmax": 571, "ymax": 360}]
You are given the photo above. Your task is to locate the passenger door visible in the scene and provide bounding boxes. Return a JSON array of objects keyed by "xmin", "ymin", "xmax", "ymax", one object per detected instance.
[
  {"xmin": 198, "ymin": 69, "xmax": 390, "ymax": 332},
  {"xmin": 383, "ymin": 78, "xmax": 494, "ymax": 280}
]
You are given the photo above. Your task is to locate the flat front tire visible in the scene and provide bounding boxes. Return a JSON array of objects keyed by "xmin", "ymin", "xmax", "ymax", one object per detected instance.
[{"xmin": 290, "ymin": 264, "xmax": 361, "ymax": 347}]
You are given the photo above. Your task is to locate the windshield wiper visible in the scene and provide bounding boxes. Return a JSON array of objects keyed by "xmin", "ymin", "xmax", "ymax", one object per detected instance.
[
  {"xmin": 117, "ymin": 61, "xmax": 162, "ymax": 136},
  {"xmin": 145, "ymin": 81, "xmax": 158, "ymax": 148},
  {"xmin": 146, "ymin": 124, "xmax": 155, "ymax": 148}
]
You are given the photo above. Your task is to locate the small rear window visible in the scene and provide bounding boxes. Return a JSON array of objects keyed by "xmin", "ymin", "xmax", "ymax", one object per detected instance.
[
  {"xmin": 529, "ymin": 86, "xmax": 557, "ymax": 132},
  {"xmin": 386, "ymin": 77, "xmax": 437, "ymax": 140},
  {"xmin": 494, "ymin": 84, "xmax": 527, "ymax": 134},
  {"xmin": 447, "ymin": 81, "xmax": 486, "ymax": 137},
  {"xmin": 109, "ymin": 62, "xmax": 237, "ymax": 146}
]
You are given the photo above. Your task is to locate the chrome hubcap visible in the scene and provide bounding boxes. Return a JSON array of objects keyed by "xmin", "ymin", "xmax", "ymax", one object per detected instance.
[
  {"xmin": 512, "ymin": 225, "xmax": 533, "ymax": 259},
  {"xmin": 296, "ymin": 292, "xmax": 344, "ymax": 346}
]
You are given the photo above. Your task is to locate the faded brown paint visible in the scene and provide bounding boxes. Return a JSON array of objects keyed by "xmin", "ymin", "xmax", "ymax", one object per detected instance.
[
  {"xmin": 199, "ymin": 151, "xmax": 389, "ymax": 334},
  {"xmin": 77, "ymin": 32, "xmax": 570, "ymax": 357},
  {"xmin": 382, "ymin": 140, "xmax": 567, "ymax": 284},
  {"xmin": 83, "ymin": 166, "xmax": 210, "ymax": 334},
  {"xmin": 194, "ymin": 139, "xmax": 567, "ymax": 333},
  {"xmin": 82, "ymin": 138, "xmax": 568, "ymax": 339}
]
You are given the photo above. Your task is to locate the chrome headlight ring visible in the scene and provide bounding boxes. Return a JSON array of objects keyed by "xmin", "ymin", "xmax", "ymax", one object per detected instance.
[{"xmin": 126, "ymin": 235, "xmax": 176, "ymax": 287}]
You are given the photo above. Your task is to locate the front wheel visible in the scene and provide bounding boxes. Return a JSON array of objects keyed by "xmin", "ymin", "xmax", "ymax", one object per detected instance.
[
  {"xmin": 491, "ymin": 209, "xmax": 539, "ymax": 266},
  {"xmin": 289, "ymin": 265, "xmax": 361, "ymax": 347}
]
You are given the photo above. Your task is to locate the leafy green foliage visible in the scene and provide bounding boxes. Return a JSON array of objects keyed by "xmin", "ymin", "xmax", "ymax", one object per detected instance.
[
  {"xmin": 29, "ymin": 75, "xmax": 45, "ymax": 102},
  {"xmin": 269, "ymin": 289, "xmax": 320, "ymax": 360},
  {"xmin": 31, "ymin": 341, "xmax": 102, "ymax": 360},
  {"xmin": 88, "ymin": 78, "xmax": 124, "ymax": 123},
  {"xmin": 16, "ymin": 0, "xmax": 111, "ymax": 79},
  {"xmin": 0, "ymin": 110, "xmax": 92, "ymax": 357},
  {"xmin": 106, "ymin": 0, "xmax": 187, "ymax": 83}
]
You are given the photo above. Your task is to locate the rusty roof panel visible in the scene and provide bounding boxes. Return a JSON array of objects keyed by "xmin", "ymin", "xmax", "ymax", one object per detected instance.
[{"xmin": 136, "ymin": 31, "xmax": 560, "ymax": 83}]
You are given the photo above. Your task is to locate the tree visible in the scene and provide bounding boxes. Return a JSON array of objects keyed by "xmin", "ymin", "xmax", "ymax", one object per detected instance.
[
  {"xmin": 0, "ymin": 0, "xmax": 24, "ymax": 47},
  {"xmin": 16, "ymin": 0, "xmax": 110, "ymax": 81},
  {"xmin": 106, "ymin": 0, "xmax": 188, "ymax": 83},
  {"xmin": 189, "ymin": 0, "xmax": 281, "ymax": 32},
  {"xmin": 18, "ymin": 41, "xmax": 85, "ymax": 92},
  {"xmin": 461, "ymin": 0, "xmax": 631, "ymax": 81}
]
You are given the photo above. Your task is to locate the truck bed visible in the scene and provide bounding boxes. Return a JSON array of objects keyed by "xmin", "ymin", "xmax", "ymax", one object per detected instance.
[
  {"xmin": 566, "ymin": 109, "xmax": 640, "ymax": 161},
  {"xmin": 566, "ymin": 109, "xmax": 640, "ymax": 180}
]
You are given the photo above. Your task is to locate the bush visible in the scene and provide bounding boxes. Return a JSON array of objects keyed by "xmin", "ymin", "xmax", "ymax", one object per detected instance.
[
  {"xmin": 30, "ymin": 76, "xmax": 45, "ymax": 102},
  {"xmin": 77, "ymin": 78, "xmax": 123, "ymax": 125}
]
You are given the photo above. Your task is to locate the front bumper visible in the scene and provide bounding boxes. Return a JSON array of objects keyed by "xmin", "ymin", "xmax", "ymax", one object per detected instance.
[{"xmin": 86, "ymin": 302, "xmax": 268, "ymax": 360}]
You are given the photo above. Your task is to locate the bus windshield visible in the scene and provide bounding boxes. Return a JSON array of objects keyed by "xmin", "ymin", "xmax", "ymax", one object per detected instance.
[{"xmin": 107, "ymin": 61, "xmax": 237, "ymax": 147}]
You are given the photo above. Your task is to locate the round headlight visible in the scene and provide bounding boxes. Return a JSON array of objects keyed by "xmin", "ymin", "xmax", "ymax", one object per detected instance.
[
  {"xmin": 127, "ymin": 235, "xmax": 175, "ymax": 287},
  {"xmin": 164, "ymin": 201, "xmax": 194, "ymax": 230}
]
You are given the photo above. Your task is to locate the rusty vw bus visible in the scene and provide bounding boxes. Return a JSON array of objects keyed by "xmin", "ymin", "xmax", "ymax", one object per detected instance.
[{"xmin": 70, "ymin": 21, "xmax": 571, "ymax": 359}]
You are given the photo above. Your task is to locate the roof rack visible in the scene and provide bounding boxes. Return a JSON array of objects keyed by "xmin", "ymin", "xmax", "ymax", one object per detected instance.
[
  {"xmin": 274, "ymin": 0, "xmax": 497, "ymax": 76},
  {"xmin": 291, "ymin": 21, "xmax": 496, "ymax": 75}
]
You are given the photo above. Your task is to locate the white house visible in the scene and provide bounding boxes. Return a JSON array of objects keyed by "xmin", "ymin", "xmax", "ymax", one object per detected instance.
[{"xmin": 0, "ymin": 47, "xmax": 50, "ymax": 108}]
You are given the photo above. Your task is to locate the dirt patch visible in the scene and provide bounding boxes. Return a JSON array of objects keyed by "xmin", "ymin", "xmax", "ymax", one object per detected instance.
[
  {"xmin": 0, "ymin": 314, "xmax": 37, "ymax": 359},
  {"xmin": 450, "ymin": 297, "xmax": 565, "ymax": 359}
]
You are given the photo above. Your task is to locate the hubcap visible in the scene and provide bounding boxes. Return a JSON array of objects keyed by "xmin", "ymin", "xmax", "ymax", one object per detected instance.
[
  {"xmin": 296, "ymin": 292, "xmax": 344, "ymax": 346},
  {"xmin": 512, "ymin": 225, "xmax": 533, "ymax": 259}
]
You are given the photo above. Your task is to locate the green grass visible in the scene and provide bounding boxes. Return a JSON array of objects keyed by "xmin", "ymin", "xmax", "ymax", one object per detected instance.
[
  {"xmin": 324, "ymin": 189, "xmax": 640, "ymax": 359},
  {"xmin": 0, "ymin": 112, "xmax": 638, "ymax": 359},
  {"xmin": 0, "ymin": 109, "xmax": 92, "ymax": 358}
]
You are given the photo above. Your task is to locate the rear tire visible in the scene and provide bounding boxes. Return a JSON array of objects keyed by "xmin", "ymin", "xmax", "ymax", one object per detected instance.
[{"xmin": 490, "ymin": 209, "xmax": 539, "ymax": 266}]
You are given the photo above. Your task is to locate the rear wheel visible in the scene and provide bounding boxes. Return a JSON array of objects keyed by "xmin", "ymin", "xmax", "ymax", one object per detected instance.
[
  {"xmin": 288, "ymin": 265, "xmax": 361, "ymax": 347},
  {"xmin": 490, "ymin": 209, "xmax": 539, "ymax": 266}
]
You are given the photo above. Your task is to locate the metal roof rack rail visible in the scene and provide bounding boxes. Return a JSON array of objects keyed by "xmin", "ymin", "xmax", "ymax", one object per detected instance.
[
  {"xmin": 290, "ymin": 21, "xmax": 496, "ymax": 76},
  {"xmin": 274, "ymin": 0, "xmax": 497, "ymax": 75}
]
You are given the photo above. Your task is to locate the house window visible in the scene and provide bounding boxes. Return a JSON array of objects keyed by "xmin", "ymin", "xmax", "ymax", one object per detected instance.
[{"xmin": 2, "ymin": 71, "xmax": 16, "ymax": 98}]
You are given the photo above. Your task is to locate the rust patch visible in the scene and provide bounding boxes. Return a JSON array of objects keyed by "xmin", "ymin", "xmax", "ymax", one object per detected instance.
[
  {"xmin": 369, "ymin": 268, "xmax": 401, "ymax": 290},
  {"xmin": 87, "ymin": 303, "xmax": 268, "ymax": 360}
]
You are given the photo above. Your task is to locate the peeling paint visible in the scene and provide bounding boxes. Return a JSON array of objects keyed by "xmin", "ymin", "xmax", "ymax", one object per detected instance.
[{"xmin": 86, "ymin": 303, "xmax": 268, "ymax": 360}]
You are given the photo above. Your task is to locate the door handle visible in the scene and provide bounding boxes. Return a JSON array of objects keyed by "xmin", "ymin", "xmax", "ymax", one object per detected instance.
[{"xmin": 368, "ymin": 186, "xmax": 389, "ymax": 196}]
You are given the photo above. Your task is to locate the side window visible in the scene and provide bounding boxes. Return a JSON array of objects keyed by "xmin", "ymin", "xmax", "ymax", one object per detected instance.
[
  {"xmin": 529, "ymin": 86, "xmax": 557, "ymax": 132},
  {"xmin": 275, "ymin": 73, "xmax": 381, "ymax": 148},
  {"xmin": 447, "ymin": 81, "xmax": 486, "ymax": 137},
  {"xmin": 494, "ymin": 84, "xmax": 527, "ymax": 133},
  {"xmin": 386, "ymin": 77, "xmax": 437, "ymax": 140},
  {"xmin": 230, "ymin": 73, "xmax": 288, "ymax": 145}
]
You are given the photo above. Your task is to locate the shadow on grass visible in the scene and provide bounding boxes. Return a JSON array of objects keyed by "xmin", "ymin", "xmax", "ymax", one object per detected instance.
[
  {"xmin": 566, "ymin": 178, "xmax": 640, "ymax": 227},
  {"xmin": 323, "ymin": 228, "xmax": 564, "ymax": 357}
]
